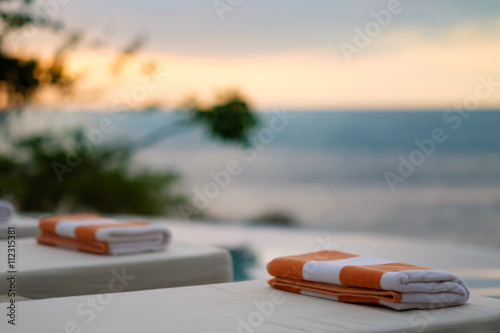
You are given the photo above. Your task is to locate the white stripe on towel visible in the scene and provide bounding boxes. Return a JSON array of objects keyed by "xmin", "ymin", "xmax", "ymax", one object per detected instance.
[
  {"xmin": 55, "ymin": 219, "xmax": 117, "ymax": 238},
  {"xmin": 301, "ymin": 290, "xmax": 339, "ymax": 301},
  {"xmin": 302, "ymin": 256, "xmax": 394, "ymax": 285}
]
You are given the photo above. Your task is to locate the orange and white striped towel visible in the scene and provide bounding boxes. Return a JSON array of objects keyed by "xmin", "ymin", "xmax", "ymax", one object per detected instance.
[
  {"xmin": 267, "ymin": 251, "xmax": 469, "ymax": 310},
  {"xmin": 36, "ymin": 214, "xmax": 171, "ymax": 255}
]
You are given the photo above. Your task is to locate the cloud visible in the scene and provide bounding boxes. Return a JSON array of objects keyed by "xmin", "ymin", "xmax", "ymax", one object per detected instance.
[
  {"xmin": 26, "ymin": 1, "xmax": 500, "ymax": 110},
  {"xmin": 57, "ymin": 0, "xmax": 500, "ymax": 57}
]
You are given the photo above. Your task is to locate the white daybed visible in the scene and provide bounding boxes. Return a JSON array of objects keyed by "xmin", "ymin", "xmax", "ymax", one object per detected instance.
[
  {"xmin": 2, "ymin": 280, "xmax": 499, "ymax": 333},
  {"xmin": 0, "ymin": 238, "xmax": 232, "ymax": 299}
]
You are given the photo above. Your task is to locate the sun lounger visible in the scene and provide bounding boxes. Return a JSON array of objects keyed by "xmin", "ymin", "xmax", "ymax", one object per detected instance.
[
  {"xmin": 1, "ymin": 280, "xmax": 499, "ymax": 332},
  {"xmin": 0, "ymin": 215, "xmax": 39, "ymax": 239},
  {"xmin": 0, "ymin": 238, "xmax": 232, "ymax": 299}
]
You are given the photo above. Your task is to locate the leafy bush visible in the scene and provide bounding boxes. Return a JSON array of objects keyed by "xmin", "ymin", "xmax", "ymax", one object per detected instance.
[{"xmin": 0, "ymin": 130, "xmax": 187, "ymax": 215}]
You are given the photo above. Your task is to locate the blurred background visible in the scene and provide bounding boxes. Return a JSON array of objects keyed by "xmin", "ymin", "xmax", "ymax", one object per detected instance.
[{"xmin": 1, "ymin": 0, "xmax": 500, "ymax": 256}]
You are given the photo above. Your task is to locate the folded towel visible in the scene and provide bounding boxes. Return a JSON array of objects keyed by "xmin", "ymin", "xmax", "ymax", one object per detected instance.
[
  {"xmin": 0, "ymin": 200, "xmax": 14, "ymax": 223},
  {"xmin": 267, "ymin": 251, "xmax": 469, "ymax": 310},
  {"xmin": 36, "ymin": 214, "xmax": 171, "ymax": 255}
]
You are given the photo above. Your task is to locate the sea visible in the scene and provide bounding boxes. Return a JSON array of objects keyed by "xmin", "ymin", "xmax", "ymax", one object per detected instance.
[{"xmin": 5, "ymin": 109, "xmax": 500, "ymax": 248}]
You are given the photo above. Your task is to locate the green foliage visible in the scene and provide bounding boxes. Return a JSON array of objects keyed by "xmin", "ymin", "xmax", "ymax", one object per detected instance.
[
  {"xmin": 0, "ymin": 130, "xmax": 187, "ymax": 215},
  {"xmin": 0, "ymin": 12, "xmax": 34, "ymax": 29},
  {"xmin": 0, "ymin": 1, "xmax": 261, "ymax": 217},
  {"xmin": 0, "ymin": 0, "xmax": 75, "ymax": 111},
  {"xmin": 0, "ymin": 0, "xmax": 61, "ymax": 36},
  {"xmin": 250, "ymin": 211, "xmax": 298, "ymax": 226},
  {"xmin": 0, "ymin": 53, "xmax": 40, "ymax": 110},
  {"xmin": 132, "ymin": 90, "xmax": 260, "ymax": 151},
  {"xmin": 187, "ymin": 90, "xmax": 260, "ymax": 146}
]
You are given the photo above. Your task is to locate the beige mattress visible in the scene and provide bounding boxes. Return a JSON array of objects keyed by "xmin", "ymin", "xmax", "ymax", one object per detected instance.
[
  {"xmin": 1, "ymin": 281, "xmax": 499, "ymax": 332},
  {"xmin": 0, "ymin": 216, "xmax": 39, "ymax": 239},
  {"xmin": 0, "ymin": 239, "xmax": 232, "ymax": 299}
]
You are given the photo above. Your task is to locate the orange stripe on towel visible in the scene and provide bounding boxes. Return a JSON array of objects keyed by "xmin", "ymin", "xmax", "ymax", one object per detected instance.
[
  {"xmin": 267, "ymin": 251, "xmax": 358, "ymax": 280},
  {"xmin": 37, "ymin": 231, "xmax": 110, "ymax": 254},
  {"xmin": 337, "ymin": 296, "xmax": 380, "ymax": 305},
  {"xmin": 339, "ymin": 262, "xmax": 429, "ymax": 290},
  {"xmin": 39, "ymin": 214, "xmax": 102, "ymax": 233},
  {"xmin": 269, "ymin": 277, "xmax": 402, "ymax": 304}
]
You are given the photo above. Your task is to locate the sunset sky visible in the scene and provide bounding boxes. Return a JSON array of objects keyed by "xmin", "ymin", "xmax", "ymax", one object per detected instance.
[{"xmin": 18, "ymin": 0, "xmax": 500, "ymax": 111}]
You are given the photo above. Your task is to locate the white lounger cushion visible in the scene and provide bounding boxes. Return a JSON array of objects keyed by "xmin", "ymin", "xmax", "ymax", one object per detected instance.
[
  {"xmin": 0, "ymin": 216, "xmax": 39, "ymax": 239},
  {"xmin": 0, "ymin": 239, "xmax": 232, "ymax": 299},
  {"xmin": 2, "ymin": 281, "xmax": 499, "ymax": 333}
]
